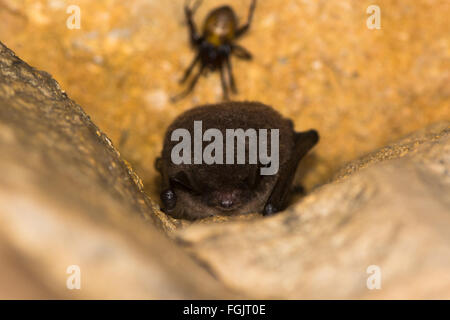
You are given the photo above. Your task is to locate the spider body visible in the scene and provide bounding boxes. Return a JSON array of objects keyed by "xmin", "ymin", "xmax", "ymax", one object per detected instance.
[
  {"xmin": 197, "ymin": 39, "xmax": 229, "ymax": 70},
  {"xmin": 172, "ymin": 0, "xmax": 257, "ymax": 101}
]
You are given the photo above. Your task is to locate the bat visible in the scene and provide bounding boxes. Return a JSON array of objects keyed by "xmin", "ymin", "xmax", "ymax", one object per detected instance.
[{"xmin": 155, "ymin": 101, "xmax": 319, "ymax": 220}]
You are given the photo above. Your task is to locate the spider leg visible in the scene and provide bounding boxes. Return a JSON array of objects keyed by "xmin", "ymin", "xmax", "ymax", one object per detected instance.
[
  {"xmin": 219, "ymin": 63, "xmax": 230, "ymax": 101},
  {"xmin": 263, "ymin": 130, "xmax": 319, "ymax": 216},
  {"xmin": 225, "ymin": 56, "xmax": 238, "ymax": 94},
  {"xmin": 171, "ymin": 64, "xmax": 205, "ymax": 102},
  {"xmin": 187, "ymin": 0, "xmax": 203, "ymax": 12},
  {"xmin": 232, "ymin": 44, "xmax": 253, "ymax": 60},
  {"xmin": 235, "ymin": 0, "xmax": 257, "ymax": 38},
  {"xmin": 185, "ymin": 0, "xmax": 203, "ymax": 45},
  {"xmin": 179, "ymin": 52, "xmax": 201, "ymax": 84}
]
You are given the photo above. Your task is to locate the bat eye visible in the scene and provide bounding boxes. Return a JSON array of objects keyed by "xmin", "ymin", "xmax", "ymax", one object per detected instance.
[{"xmin": 161, "ymin": 189, "xmax": 176, "ymax": 211}]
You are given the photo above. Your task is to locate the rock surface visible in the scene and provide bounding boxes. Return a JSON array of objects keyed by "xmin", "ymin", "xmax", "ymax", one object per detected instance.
[
  {"xmin": 0, "ymin": 0, "xmax": 448, "ymax": 201},
  {"xmin": 0, "ymin": 42, "xmax": 235, "ymax": 299},
  {"xmin": 175, "ymin": 122, "xmax": 450, "ymax": 299}
]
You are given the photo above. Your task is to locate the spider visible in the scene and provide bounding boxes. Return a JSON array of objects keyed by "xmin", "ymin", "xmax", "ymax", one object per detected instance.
[{"xmin": 172, "ymin": 0, "xmax": 257, "ymax": 102}]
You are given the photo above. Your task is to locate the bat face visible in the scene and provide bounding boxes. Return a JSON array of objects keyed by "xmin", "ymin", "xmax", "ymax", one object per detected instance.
[
  {"xmin": 164, "ymin": 163, "xmax": 278, "ymax": 219},
  {"xmin": 156, "ymin": 102, "xmax": 319, "ymax": 220}
]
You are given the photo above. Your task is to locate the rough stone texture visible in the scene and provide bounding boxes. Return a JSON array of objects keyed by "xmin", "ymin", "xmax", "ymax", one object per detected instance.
[
  {"xmin": 175, "ymin": 122, "xmax": 450, "ymax": 299},
  {"xmin": 0, "ymin": 0, "xmax": 448, "ymax": 201},
  {"xmin": 0, "ymin": 42, "xmax": 236, "ymax": 299}
]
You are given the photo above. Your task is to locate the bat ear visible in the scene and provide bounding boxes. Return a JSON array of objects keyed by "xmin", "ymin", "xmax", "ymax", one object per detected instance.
[
  {"xmin": 262, "ymin": 129, "xmax": 319, "ymax": 216},
  {"xmin": 294, "ymin": 129, "xmax": 319, "ymax": 151}
]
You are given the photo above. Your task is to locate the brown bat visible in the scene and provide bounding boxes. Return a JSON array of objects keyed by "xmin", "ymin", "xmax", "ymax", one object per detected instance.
[{"xmin": 155, "ymin": 101, "xmax": 319, "ymax": 220}]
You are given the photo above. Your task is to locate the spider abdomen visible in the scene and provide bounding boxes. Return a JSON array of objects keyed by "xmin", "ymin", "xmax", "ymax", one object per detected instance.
[{"xmin": 203, "ymin": 6, "xmax": 237, "ymax": 46}]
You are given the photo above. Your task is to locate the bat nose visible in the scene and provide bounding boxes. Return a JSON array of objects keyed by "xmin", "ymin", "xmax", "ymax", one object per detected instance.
[{"xmin": 220, "ymin": 199, "xmax": 233, "ymax": 208}]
